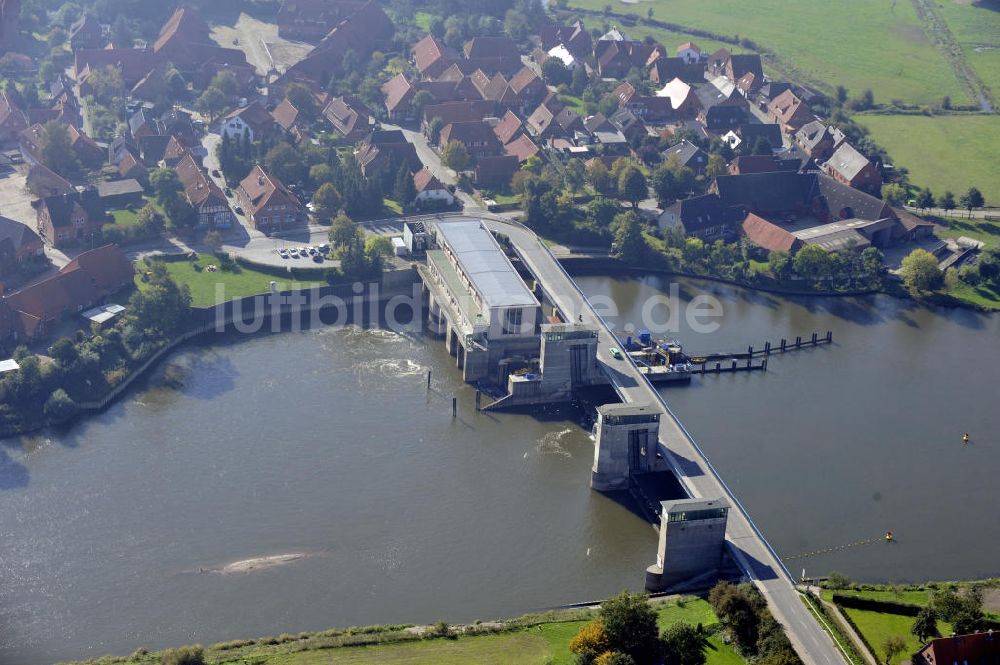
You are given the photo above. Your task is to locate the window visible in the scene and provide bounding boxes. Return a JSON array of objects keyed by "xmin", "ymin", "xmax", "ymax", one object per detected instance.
[{"xmin": 503, "ymin": 308, "xmax": 523, "ymax": 334}]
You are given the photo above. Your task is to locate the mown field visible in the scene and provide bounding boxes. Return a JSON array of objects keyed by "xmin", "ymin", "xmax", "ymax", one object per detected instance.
[
  {"xmin": 565, "ymin": 0, "xmax": 971, "ymax": 105},
  {"xmin": 857, "ymin": 114, "xmax": 1000, "ymax": 204}
]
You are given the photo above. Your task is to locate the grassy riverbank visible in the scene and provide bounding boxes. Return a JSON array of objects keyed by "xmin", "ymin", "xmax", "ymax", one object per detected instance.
[{"xmin": 54, "ymin": 597, "xmax": 744, "ymax": 665}]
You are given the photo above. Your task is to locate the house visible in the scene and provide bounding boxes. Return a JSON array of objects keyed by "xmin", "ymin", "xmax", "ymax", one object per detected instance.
[
  {"xmin": 707, "ymin": 50, "xmax": 763, "ymax": 87},
  {"xmin": 503, "ymin": 134, "xmax": 540, "ymax": 163},
  {"xmin": 725, "ymin": 123, "xmax": 783, "ymax": 152},
  {"xmin": 69, "ymin": 12, "xmax": 103, "ymax": 51},
  {"xmin": 463, "ymin": 36, "xmax": 522, "ymax": 76},
  {"xmin": 271, "ymin": 98, "xmax": 308, "ymax": 135},
  {"xmin": 526, "ymin": 103, "xmax": 583, "ymax": 141},
  {"xmin": 236, "ymin": 165, "xmax": 302, "ymax": 233},
  {"xmin": 128, "ymin": 108, "xmax": 160, "ymax": 140},
  {"xmin": 34, "ymin": 189, "xmax": 107, "ymax": 248},
  {"xmin": 474, "ymin": 154, "xmax": 519, "ymax": 187},
  {"xmin": 741, "ymin": 213, "xmax": 803, "ymax": 254},
  {"xmin": 117, "ymin": 152, "xmax": 147, "ymax": 182},
  {"xmin": 794, "ymin": 120, "xmax": 846, "ymax": 161},
  {"xmin": 25, "ymin": 163, "xmax": 73, "ymax": 198},
  {"xmin": 439, "ymin": 121, "xmax": 501, "ymax": 158},
  {"xmin": 175, "ymin": 153, "xmax": 233, "ymax": 229},
  {"xmin": 97, "ymin": 179, "xmax": 145, "ymax": 209},
  {"xmin": 382, "ymin": 73, "xmax": 415, "ymax": 121},
  {"xmin": 493, "ymin": 110, "xmax": 524, "ymax": 145},
  {"xmin": 152, "ymin": 7, "xmax": 247, "ymax": 73},
  {"xmin": 355, "ymin": 129, "xmax": 421, "ymax": 178},
  {"xmin": 67, "ymin": 124, "xmax": 104, "ymax": 167},
  {"xmin": 413, "ymin": 167, "xmax": 454, "ymax": 207},
  {"xmin": 422, "ymin": 100, "xmax": 497, "ymax": 134},
  {"xmin": 701, "ymin": 105, "xmax": 748, "ymax": 133},
  {"xmin": 271, "ymin": 1, "xmax": 394, "ymax": 94},
  {"xmin": 659, "ymin": 193, "xmax": 744, "ymax": 241},
  {"xmin": 0, "ymin": 245, "xmax": 133, "ymax": 343},
  {"xmin": 277, "ymin": 0, "xmax": 368, "ymax": 40},
  {"xmin": 158, "ymin": 109, "xmax": 196, "ymax": 146},
  {"xmin": 767, "ymin": 90, "xmax": 813, "ymax": 134},
  {"xmin": 676, "ymin": 42, "xmax": 702, "ymax": 65},
  {"xmin": 323, "ymin": 96, "xmax": 371, "ymax": 141},
  {"xmin": 654, "ymin": 78, "xmax": 701, "ymax": 118},
  {"xmin": 161, "ymin": 136, "xmax": 189, "ymax": 168},
  {"xmin": 822, "ymin": 142, "xmax": 881, "ymax": 193},
  {"xmin": 0, "ymin": 91, "xmax": 28, "ymax": 143},
  {"xmin": 649, "ymin": 56, "xmax": 705, "ymax": 84},
  {"xmin": 0, "ymin": 216, "xmax": 44, "ymax": 276},
  {"xmin": 663, "ymin": 140, "xmax": 709, "ymax": 174},
  {"xmin": 538, "ymin": 21, "xmax": 592, "ymax": 60},
  {"xmin": 220, "ymin": 101, "xmax": 276, "ymax": 141},
  {"xmin": 412, "ymin": 34, "xmax": 456, "ymax": 79},
  {"xmin": 913, "ymin": 631, "xmax": 1000, "ymax": 665},
  {"xmin": 614, "ymin": 80, "xmax": 698, "ymax": 122},
  {"xmin": 608, "ymin": 108, "xmax": 647, "ymax": 144},
  {"xmin": 546, "ymin": 44, "xmax": 578, "ymax": 70},
  {"xmin": 129, "ymin": 66, "xmax": 169, "ymax": 103},
  {"xmin": 728, "ymin": 154, "xmax": 800, "ymax": 175},
  {"xmin": 74, "ymin": 47, "xmax": 164, "ymax": 93}
]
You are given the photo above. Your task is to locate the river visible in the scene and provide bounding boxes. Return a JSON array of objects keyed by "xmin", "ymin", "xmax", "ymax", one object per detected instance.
[{"xmin": 0, "ymin": 275, "xmax": 997, "ymax": 664}]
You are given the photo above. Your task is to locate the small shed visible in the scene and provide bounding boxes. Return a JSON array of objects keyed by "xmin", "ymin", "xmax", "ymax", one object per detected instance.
[{"xmin": 97, "ymin": 179, "xmax": 145, "ymax": 209}]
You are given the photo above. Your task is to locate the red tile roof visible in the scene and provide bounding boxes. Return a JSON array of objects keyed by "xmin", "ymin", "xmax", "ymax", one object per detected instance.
[
  {"xmin": 413, "ymin": 167, "xmax": 445, "ymax": 193},
  {"xmin": 741, "ymin": 213, "xmax": 802, "ymax": 254}
]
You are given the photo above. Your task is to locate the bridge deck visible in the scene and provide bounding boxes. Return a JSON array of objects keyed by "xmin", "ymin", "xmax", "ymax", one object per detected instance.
[{"xmin": 467, "ymin": 216, "xmax": 849, "ymax": 665}]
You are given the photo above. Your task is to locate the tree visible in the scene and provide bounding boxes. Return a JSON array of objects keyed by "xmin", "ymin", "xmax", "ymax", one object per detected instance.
[
  {"xmin": 265, "ymin": 143, "xmax": 307, "ymax": 185},
  {"xmin": 393, "ymin": 165, "xmax": 416, "ymax": 207},
  {"xmin": 195, "ymin": 87, "xmax": 227, "ymax": 122},
  {"xmin": 793, "ymin": 244, "xmax": 833, "ymax": 284},
  {"xmin": 881, "ymin": 183, "xmax": 907, "ymax": 206},
  {"xmin": 613, "ymin": 211, "xmax": 647, "ymax": 265},
  {"xmin": 428, "ymin": 117, "xmax": 445, "ymax": 145},
  {"xmin": 937, "ymin": 191, "xmax": 956, "ymax": 214},
  {"xmin": 705, "ymin": 154, "xmax": 727, "ymax": 179},
  {"xmin": 709, "ymin": 582, "xmax": 763, "ymax": 650},
  {"xmin": 441, "ymin": 140, "xmax": 471, "ymax": 171},
  {"xmin": 203, "ymin": 230, "xmax": 223, "ymax": 253},
  {"xmin": 596, "ymin": 653, "xmax": 637, "ymax": 665},
  {"xmin": 661, "ymin": 623, "xmax": 706, "ymax": 665},
  {"xmin": 915, "ymin": 187, "xmax": 934, "ymax": 210},
  {"xmin": 43, "ymin": 389, "xmax": 78, "ymax": 424},
  {"xmin": 49, "ymin": 337, "xmax": 79, "ymax": 366},
  {"xmin": 951, "ymin": 609, "xmax": 986, "ymax": 635},
  {"xmin": 285, "ymin": 83, "xmax": 317, "ymax": 120},
  {"xmin": 411, "ymin": 89, "xmax": 435, "ymax": 118},
  {"xmin": 882, "ymin": 636, "xmax": 906, "ymax": 665},
  {"xmin": 959, "ymin": 187, "xmax": 984, "ymax": 218},
  {"xmin": 767, "ymin": 250, "xmax": 793, "ymax": 280},
  {"xmin": 329, "ymin": 212, "xmax": 359, "ymax": 249},
  {"xmin": 900, "ymin": 249, "xmax": 943, "ymax": 293},
  {"xmin": 40, "ymin": 120, "xmax": 79, "ymax": 177},
  {"xmin": 588, "ymin": 160, "xmax": 616, "ymax": 197},
  {"xmin": 911, "ymin": 607, "xmax": 940, "ymax": 643},
  {"xmin": 564, "ymin": 159, "xmax": 586, "ymax": 194},
  {"xmin": 312, "ymin": 183, "xmax": 343, "ymax": 221},
  {"xmin": 209, "ymin": 70, "xmax": 239, "ymax": 98},
  {"xmin": 541, "ymin": 57, "xmax": 572, "ymax": 86},
  {"xmin": 599, "ymin": 591, "xmax": 660, "ymax": 665},
  {"xmin": 836, "ymin": 85, "xmax": 848, "ymax": 104},
  {"xmin": 570, "ymin": 619, "xmax": 611, "ymax": 661},
  {"xmin": 618, "ymin": 166, "xmax": 648, "ymax": 207},
  {"xmin": 588, "ymin": 197, "xmax": 623, "ymax": 227},
  {"xmin": 364, "ymin": 235, "xmax": 394, "ymax": 257},
  {"xmin": 309, "ymin": 163, "xmax": 336, "ymax": 186},
  {"xmin": 150, "ymin": 168, "xmax": 183, "ymax": 203}
]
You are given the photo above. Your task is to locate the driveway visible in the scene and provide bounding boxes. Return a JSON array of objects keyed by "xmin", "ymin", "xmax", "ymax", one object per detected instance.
[{"xmin": 380, "ymin": 122, "xmax": 481, "ymax": 211}]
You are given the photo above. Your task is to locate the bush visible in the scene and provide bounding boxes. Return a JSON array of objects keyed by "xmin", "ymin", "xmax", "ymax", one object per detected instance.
[
  {"xmin": 43, "ymin": 389, "xmax": 78, "ymax": 423},
  {"xmin": 161, "ymin": 645, "xmax": 204, "ymax": 665}
]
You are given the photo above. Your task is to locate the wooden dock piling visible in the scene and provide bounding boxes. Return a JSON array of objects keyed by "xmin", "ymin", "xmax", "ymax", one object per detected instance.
[
  {"xmin": 452, "ymin": 397, "xmax": 457, "ymax": 418},
  {"xmin": 427, "ymin": 370, "xmax": 432, "ymax": 390},
  {"xmin": 475, "ymin": 390, "xmax": 481, "ymax": 411}
]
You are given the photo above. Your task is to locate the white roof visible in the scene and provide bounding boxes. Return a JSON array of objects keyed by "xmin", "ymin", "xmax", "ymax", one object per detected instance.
[
  {"xmin": 81, "ymin": 303, "xmax": 126, "ymax": 324},
  {"xmin": 391, "ymin": 236, "xmax": 406, "ymax": 248},
  {"xmin": 0, "ymin": 359, "xmax": 19, "ymax": 374},
  {"xmin": 435, "ymin": 221, "xmax": 539, "ymax": 309},
  {"xmin": 656, "ymin": 77, "xmax": 692, "ymax": 109},
  {"xmin": 547, "ymin": 44, "xmax": 576, "ymax": 68},
  {"xmin": 600, "ymin": 27, "xmax": 629, "ymax": 42}
]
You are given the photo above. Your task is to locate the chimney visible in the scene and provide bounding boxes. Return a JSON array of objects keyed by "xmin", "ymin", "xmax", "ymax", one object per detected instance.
[{"xmin": 258, "ymin": 175, "xmax": 265, "ymax": 186}]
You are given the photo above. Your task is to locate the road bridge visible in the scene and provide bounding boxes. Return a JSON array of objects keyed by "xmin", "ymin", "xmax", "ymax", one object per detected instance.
[{"xmin": 427, "ymin": 214, "xmax": 850, "ymax": 665}]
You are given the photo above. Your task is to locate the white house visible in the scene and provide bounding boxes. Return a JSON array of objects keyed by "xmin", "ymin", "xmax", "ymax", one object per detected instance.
[
  {"xmin": 218, "ymin": 101, "xmax": 275, "ymax": 142},
  {"xmin": 413, "ymin": 168, "xmax": 454, "ymax": 207},
  {"xmin": 676, "ymin": 41, "xmax": 702, "ymax": 65},
  {"xmin": 546, "ymin": 44, "xmax": 578, "ymax": 70}
]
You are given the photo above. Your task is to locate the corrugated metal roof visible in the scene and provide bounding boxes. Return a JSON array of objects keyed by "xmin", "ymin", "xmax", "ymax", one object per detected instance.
[{"xmin": 436, "ymin": 221, "xmax": 539, "ymax": 309}]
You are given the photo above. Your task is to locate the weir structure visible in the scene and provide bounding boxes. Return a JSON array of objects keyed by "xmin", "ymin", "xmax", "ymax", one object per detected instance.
[{"xmin": 409, "ymin": 214, "xmax": 850, "ymax": 665}]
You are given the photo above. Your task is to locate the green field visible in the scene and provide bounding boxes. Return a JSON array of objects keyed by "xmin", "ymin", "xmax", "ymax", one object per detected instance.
[
  {"xmin": 69, "ymin": 598, "xmax": 741, "ymax": 665},
  {"xmin": 935, "ymin": 0, "xmax": 1000, "ymax": 99},
  {"xmin": 565, "ymin": 0, "xmax": 972, "ymax": 105},
  {"xmin": 137, "ymin": 254, "xmax": 323, "ymax": 307},
  {"xmin": 840, "ymin": 607, "xmax": 954, "ymax": 665},
  {"xmin": 858, "ymin": 114, "xmax": 1000, "ymax": 205}
]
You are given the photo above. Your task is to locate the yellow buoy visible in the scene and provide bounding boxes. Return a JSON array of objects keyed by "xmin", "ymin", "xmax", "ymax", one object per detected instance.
[
  {"xmin": 963, "ymin": 433, "xmax": 970, "ymax": 444},
  {"xmin": 885, "ymin": 531, "xmax": 894, "ymax": 542}
]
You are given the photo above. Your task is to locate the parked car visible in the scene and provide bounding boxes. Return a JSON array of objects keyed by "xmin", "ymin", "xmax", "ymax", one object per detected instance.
[
  {"xmin": 234, "ymin": 206, "xmax": 244, "ymax": 215},
  {"xmin": 318, "ymin": 243, "xmax": 329, "ymax": 253},
  {"xmin": 609, "ymin": 347, "xmax": 623, "ymax": 360},
  {"xmin": 224, "ymin": 188, "xmax": 233, "ymax": 197},
  {"xmin": 278, "ymin": 248, "xmax": 289, "ymax": 259},
  {"xmin": 211, "ymin": 169, "xmax": 220, "ymax": 177},
  {"xmin": 312, "ymin": 254, "xmax": 324, "ymax": 263}
]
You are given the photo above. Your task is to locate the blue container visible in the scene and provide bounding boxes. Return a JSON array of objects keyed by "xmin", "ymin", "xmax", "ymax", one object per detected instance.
[
  {"xmin": 625, "ymin": 336, "xmax": 633, "ymax": 349},
  {"xmin": 639, "ymin": 330, "xmax": 651, "ymax": 345}
]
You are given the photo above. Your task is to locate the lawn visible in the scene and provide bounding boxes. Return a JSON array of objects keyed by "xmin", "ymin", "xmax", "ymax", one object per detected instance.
[
  {"xmin": 564, "ymin": 0, "xmax": 970, "ymax": 105},
  {"xmin": 109, "ymin": 208, "xmax": 141, "ymax": 228},
  {"xmin": 857, "ymin": 114, "xmax": 1000, "ymax": 205},
  {"xmin": 137, "ymin": 254, "xmax": 323, "ymax": 307},
  {"xmin": 934, "ymin": 0, "xmax": 1000, "ymax": 100},
  {"xmin": 840, "ymin": 607, "xmax": 954, "ymax": 665},
  {"xmin": 934, "ymin": 217, "xmax": 1000, "ymax": 249}
]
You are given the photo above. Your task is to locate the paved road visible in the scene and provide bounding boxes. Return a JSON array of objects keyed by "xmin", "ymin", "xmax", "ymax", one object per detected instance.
[
  {"xmin": 437, "ymin": 213, "xmax": 852, "ymax": 665},
  {"xmin": 902, "ymin": 205, "xmax": 997, "ymax": 221}
]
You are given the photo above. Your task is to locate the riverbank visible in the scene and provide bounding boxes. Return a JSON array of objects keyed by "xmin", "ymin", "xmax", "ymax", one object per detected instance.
[{"xmin": 52, "ymin": 596, "xmax": 738, "ymax": 665}]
